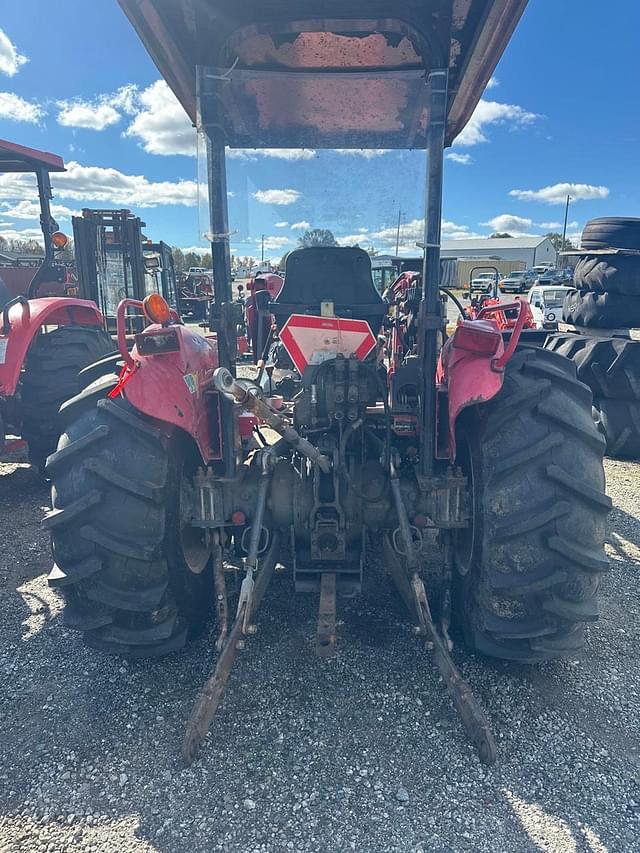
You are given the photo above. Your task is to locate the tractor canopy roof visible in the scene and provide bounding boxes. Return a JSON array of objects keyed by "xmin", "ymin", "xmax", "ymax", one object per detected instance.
[
  {"xmin": 0, "ymin": 139, "xmax": 65, "ymax": 173},
  {"xmin": 118, "ymin": 0, "xmax": 528, "ymax": 149}
]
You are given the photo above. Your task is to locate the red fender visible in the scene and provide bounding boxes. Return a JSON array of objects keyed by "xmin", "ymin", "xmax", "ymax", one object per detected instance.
[
  {"xmin": 0, "ymin": 297, "xmax": 103, "ymax": 396},
  {"xmin": 438, "ymin": 303, "xmax": 529, "ymax": 459},
  {"xmin": 116, "ymin": 323, "xmax": 222, "ymax": 462}
]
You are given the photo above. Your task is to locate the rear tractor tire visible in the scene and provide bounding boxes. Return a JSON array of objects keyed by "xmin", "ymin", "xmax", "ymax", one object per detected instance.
[
  {"xmin": 593, "ymin": 398, "xmax": 640, "ymax": 459},
  {"xmin": 453, "ymin": 346, "xmax": 611, "ymax": 662},
  {"xmin": 43, "ymin": 375, "xmax": 214, "ymax": 657},
  {"xmin": 20, "ymin": 325, "xmax": 114, "ymax": 472}
]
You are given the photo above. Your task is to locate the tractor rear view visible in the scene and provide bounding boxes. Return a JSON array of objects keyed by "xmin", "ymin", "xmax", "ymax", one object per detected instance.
[
  {"xmin": 0, "ymin": 140, "xmax": 113, "ymax": 470},
  {"xmin": 44, "ymin": 0, "xmax": 610, "ymax": 766}
]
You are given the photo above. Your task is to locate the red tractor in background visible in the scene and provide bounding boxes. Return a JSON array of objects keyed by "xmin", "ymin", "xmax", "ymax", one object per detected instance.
[
  {"xmin": 242, "ymin": 272, "xmax": 284, "ymax": 362},
  {"xmin": 0, "ymin": 140, "xmax": 113, "ymax": 470},
  {"xmin": 45, "ymin": 0, "xmax": 610, "ymax": 766}
]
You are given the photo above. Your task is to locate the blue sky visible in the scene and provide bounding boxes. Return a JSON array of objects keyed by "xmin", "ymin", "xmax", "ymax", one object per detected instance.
[{"xmin": 1, "ymin": 0, "xmax": 639, "ymax": 260}]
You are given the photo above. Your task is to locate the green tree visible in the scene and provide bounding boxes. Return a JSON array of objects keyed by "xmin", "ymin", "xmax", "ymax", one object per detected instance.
[
  {"xmin": 184, "ymin": 251, "xmax": 204, "ymax": 270},
  {"xmin": 490, "ymin": 232, "xmax": 513, "ymax": 239},
  {"xmin": 297, "ymin": 228, "xmax": 338, "ymax": 248},
  {"xmin": 8, "ymin": 238, "xmax": 44, "ymax": 255},
  {"xmin": 172, "ymin": 247, "xmax": 186, "ymax": 273},
  {"xmin": 545, "ymin": 231, "xmax": 576, "ymax": 252}
]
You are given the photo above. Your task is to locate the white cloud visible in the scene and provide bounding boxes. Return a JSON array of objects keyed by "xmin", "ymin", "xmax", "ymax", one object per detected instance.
[
  {"xmin": 455, "ymin": 99, "xmax": 539, "ymax": 146},
  {"xmin": 1, "ymin": 199, "xmax": 79, "ymax": 221},
  {"xmin": 486, "ymin": 77, "xmax": 499, "ymax": 89},
  {"xmin": 333, "ymin": 149, "xmax": 392, "ymax": 159},
  {"xmin": 111, "ymin": 85, "xmax": 139, "ymax": 115},
  {"xmin": 179, "ymin": 246, "xmax": 211, "ymax": 255},
  {"xmin": 0, "ymin": 91, "xmax": 43, "ymax": 123},
  {"xmin": 252, "ymin": 188, "xmax": 301, "ymax": 206},
  {"xmin": 0, "ymin": 161, "xmax": 198, "ymax": 208},
  {"xmin": 57, "ymin": 85, "xmax": 142, "ymax": 131},
  {"xmin": 260, "ymin": 235, "xmax": 292, "ymax": 251},
  {"xmin": 538, "ymin": 221, "xmax": 562, "ymax": 230},
  {"xmin": 57, "ymin": 101, "xmax": 121, "ymax": 131},
  {"xmin": 0, "ymin": 226, "xmax": 45, "ymax": 244},
  {"xmin": 274, "ymin": 221, "xmax": 289, "ymax": 228},
  {"xmin": 228, "ymin": 148, "xmax": 316, "ymax": 161},
  {"xmin": 125, "ymin": 80, "xmax": 195, "ymax": 156},
  {"xmin": 482, "ymin": 214, "xmax": 534, "ymax": 234},
  {"xmin": 290, "ymin": 220, "xmax": 310, "ymax": 231},
  {"xmin": 509, "ymin": 182, "xmax": 610, "ymax": 205},
  {"xmin": 446, "ymin": 152, "xmax": 472, "ymax": 165},
  {"xmin": 0, "ymin": 29, "xmax": 28, "ymax": 77},
  {"xmin": 339, "ymin": 218, "xmax": 478, "ymax": 251}
]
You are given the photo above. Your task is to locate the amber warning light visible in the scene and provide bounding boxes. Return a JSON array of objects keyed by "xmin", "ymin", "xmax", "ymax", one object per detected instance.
[{"xmin": 143, "ymin": 293, "xmax": 171, "ymax": 325}]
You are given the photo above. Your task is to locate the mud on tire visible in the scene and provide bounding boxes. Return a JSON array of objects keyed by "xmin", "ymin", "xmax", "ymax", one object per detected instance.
[
  {"xmin": 453, "ymin": 346, "xmax": 611, "ymax": 662},
  {"xmin": 43, "ymin": 376, "xmax": 213, "ymax": 658}
]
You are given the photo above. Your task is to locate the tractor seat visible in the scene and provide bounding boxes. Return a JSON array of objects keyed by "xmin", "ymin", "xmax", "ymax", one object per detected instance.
[{"xmin": 271, "ymin": 246, "xmax": 387, "ymax": 334}]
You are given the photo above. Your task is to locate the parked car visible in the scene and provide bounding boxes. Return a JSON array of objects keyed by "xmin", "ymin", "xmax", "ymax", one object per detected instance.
[
  {"xmin": 527, "ymin": 285, "xmax": 570, "ymax": 329},
  {"xmin": 468, "ymin": 271, "xmax": 498, "ymax": 294},
  {"xmin": 499, "ymin": 269, "xmax": 535, "ymax": 293},
  {"xmin": 534, "ymin": 268, "xmax": 565, "ymax": 286}
]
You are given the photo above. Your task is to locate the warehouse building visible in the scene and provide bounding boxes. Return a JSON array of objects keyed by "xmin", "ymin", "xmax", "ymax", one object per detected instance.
[{"xmin": 439, "ymin": 236, "xmax": 557, "ymax": 267}]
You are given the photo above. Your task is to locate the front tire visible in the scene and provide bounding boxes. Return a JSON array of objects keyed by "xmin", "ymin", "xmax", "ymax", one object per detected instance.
[
  {"xmin": 43, "ymin": 376, "xmax": 213, "ymax": 658},
  {"xmin": 453, "ymin": 346, "xmax": 611, "ymax": 662},
  {"xmin": 20, "ymin": 325, "xmax": 114, "ymax": 471}
]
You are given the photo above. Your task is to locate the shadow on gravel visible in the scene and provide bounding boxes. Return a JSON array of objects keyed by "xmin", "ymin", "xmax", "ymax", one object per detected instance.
[{"xmin": 0, "ymin": 470, "xmax": 638, "ymax": 852}]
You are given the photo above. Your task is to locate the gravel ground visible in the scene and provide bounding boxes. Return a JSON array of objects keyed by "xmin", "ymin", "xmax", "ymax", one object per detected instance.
[{"xmin": 0, "ymin": 456, "xmax": 638, "ymax": 853}]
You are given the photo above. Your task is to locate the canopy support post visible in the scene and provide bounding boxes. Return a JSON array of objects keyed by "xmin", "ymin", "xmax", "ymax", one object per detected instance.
[
  {"xmin": 420, "ymin": 68, "xmax": 449, "ymax": 477},
  {"xmin": 197, "ymin": 65, "xmax": 236, "ymax": 477},
  {"xmin": 28, "ymin": 167, "xmax": 59, "ymax": 298}
]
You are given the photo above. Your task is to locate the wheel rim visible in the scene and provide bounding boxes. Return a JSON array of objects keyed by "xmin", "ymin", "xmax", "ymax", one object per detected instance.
[{"xmin": 180, "ymin": 470, "xmax": 209, "ymax": 574}]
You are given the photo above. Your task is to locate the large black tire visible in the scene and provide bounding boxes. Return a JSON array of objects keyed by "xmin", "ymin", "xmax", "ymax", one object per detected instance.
[
  {"xmin": 545, "ymin": 334, "xmax": 640, "ymax": 400},
  {"xmin": 593, "ymin": 398, "xmax": 640, "ymax": 459},
  {"xmin": 43, "ymin": 375, "xmax": 214, "ymax": 657},
  {"xmin": 453, "ymin": 346, "xmax": 611, "ymax": 662},
  {"xmin": 581, "ymin": 217, "xmax": 640, "ymax": 252},
  {"xmin": 545, "ymin": 333, "xmax": 640, "ymax": 400},
  {"xmin": 574, "ymin": 254, "xmax": 640, "ymax": 296},
  {"xmin": 20, "ymin": 325, "xmax": 114, "ymax": 471},
  {"xmin": 562, "ymin": 289, "xmax": 640, "ymax": 328}
]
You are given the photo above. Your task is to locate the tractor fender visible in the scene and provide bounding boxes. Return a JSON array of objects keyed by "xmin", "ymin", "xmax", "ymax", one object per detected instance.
[
  {"xmin": 120, "ymin": 325, "xmax": 222, "ymax": 462},
  {"xmin": 437, "ymin": 320, "xmax": 506, "ymax": 460},
  {"xmin": 0, "ymin": 297, "xmax": 103, "ymax": 396}
]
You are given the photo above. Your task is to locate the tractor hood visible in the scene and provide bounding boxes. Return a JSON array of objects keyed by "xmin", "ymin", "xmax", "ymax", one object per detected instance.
[{"xmin": 118, "ymin": 0, "xmax": 528, "ymax": 149}]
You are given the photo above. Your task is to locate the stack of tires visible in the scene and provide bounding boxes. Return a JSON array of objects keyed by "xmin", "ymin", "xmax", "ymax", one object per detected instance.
[{"xmin": 546, "ymin": 217, "xmax": 640, "ymax": 459}]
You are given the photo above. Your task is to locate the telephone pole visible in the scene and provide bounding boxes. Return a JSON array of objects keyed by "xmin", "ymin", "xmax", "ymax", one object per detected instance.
[
  {"xmin": 261, "ymin": 234, "xmax": 265, "ymax": 263},
  {"xmin": 561, "ymin": 195, "xmax": 572, "ymax": 259},
  {"xmin": 395, "ymin": 209, "xmax": 403, "ymax": 256}
]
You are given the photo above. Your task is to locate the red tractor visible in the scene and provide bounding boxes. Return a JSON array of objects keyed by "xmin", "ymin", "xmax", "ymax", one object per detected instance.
[
  {"xmin": 243, "ymin": 272, "xmax": 284, "ymax": 362},
  {"xmin": 0, "ymin": 140, "xmax": 113, "ymax": 470},
  {"xmin": 45, "ymin": 0, "xmax": 610, "ymax": 765}
]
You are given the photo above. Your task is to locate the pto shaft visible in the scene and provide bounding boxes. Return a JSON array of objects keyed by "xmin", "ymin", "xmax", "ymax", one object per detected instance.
[{"xmin": 213, "ymin": 367, "xmax": 331, "ymax": 473}]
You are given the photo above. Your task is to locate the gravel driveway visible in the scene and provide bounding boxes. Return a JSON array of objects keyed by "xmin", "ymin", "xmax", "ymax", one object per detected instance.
[{"xmin": 0, "ymin": 457, "xmax": 638, "ymax": 853}]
